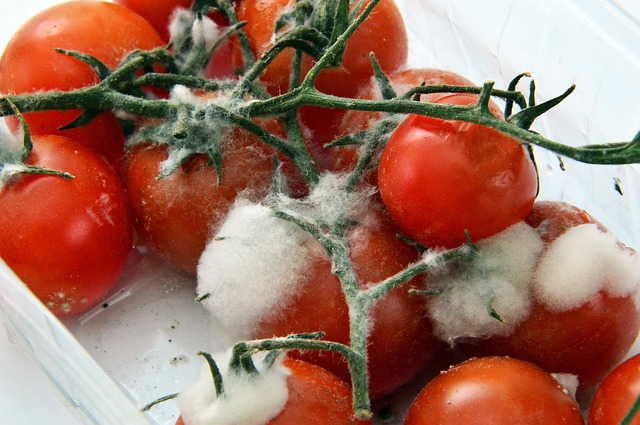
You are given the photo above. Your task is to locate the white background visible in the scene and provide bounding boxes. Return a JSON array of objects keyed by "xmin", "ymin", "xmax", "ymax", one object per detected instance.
[{"xmin": 1, "ymin": 0, "xmax": 640, "ymax": 424}]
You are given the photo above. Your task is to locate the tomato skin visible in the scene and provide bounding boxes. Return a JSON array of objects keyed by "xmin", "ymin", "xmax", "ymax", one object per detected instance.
[
  {"xmin": 0, "ymin": 135, "xmax": 133, "ymax": 316},
  {"xmin": 236, "ymin": 0, "xmax": 408, "ymax": 144},
  {"xmin": 124, "ymin": 126, "xmax": 276, "ymax": 274},
  {"xmin": 0, "ymin": 0, "xmax": 164, "ymax": 169},
  {"xmin": 176, "ymin": 358, "xmax": 370, "ymax": 425},
  {"xmin": 404, "ymin": 356, "xmax": 585, "ymax": 425},
  {"xmin": 378, "ymin": 93, "xmax": 538, "ymax": 249},
  {"xmin": 254, "ymin": 206, "xmax": 440, "ymax": 400},
  {"xmin": 589, "ymin": 352, "xmax": 640, "ymax": 425},
  {"xmin": 460, "ymin": 201, "xmax": 640, "ymax": 392},
  {"xmin": 113, "ymin": 0, "xmax": 193, "ymax": 42}
]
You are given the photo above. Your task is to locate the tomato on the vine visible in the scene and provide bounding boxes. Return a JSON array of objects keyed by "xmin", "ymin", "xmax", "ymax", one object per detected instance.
[
  {"xmin": 236, "ymin": 0, "xmax": 408, "ymax": 145},
  {"xmin": 253, "ymin": 205, "xmax": 441, "ymax": 400},
  {"xmin": 378, "ymin": 92, "xmax": 538, "ymax": 249},
  {"xmin": 589, "ymin": 352, "xmax": 640, "ymax": 425},
  {"xmin": 176, "ymin": 358, "xmax": 370, "ymax": 425},
  {"xmin": 124, "ymin": 123, "xmax": 279, "ymax": 274},
  {"xmin": 0, "ymin": 0, "xmax": 165, "ymax": 170},
  {"xmin": 0, "ymin": 135, "xmax": 133, "ymax": 316},
  {"xmin": 403, "ymin": 356, "xmax": 585, "ymax": 425},
  {"xmin": 460, "ymin": 201, "xmax": 640, "ymax": 392}
]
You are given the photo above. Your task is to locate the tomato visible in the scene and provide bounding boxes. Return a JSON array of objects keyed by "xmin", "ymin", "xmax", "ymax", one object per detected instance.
[
  {"xmin": 404, "ymin": 356, "xmax": 584, "ymax": 425},
  {"xmin": 253, "ymin": 205, "xmax": 441, "ymax": 400},
  {"xmin": 236, "ymin": 0, "xmax": 408, "ymax": 144},
  {"xmin": 589, "ymin": 352, "xmax": 640, "ymax": 425},
  {"xmin": 176, "ymin": 358, "xmax": 370, "ymax": 425},
  {"xmin": 124, "ymin": 123, "xmax": 278, "ymax": 274},
  {"xmin": 0, "ymin": 135, "xmax": 133, "ymax": 316},
  {"xmin": 113, "ymin": 0, "xmax": 193, "ymax": 42},
  {"xmin": 460, "ymin": 201, "xmax": 640, "ymax": 392},
  {"xmin": 0, "ymin": 0, "xmax": 165, "ymax": 170},
  {"xmin": 377, "ymin": 92, "xmax": 538, "ymax": 249}
]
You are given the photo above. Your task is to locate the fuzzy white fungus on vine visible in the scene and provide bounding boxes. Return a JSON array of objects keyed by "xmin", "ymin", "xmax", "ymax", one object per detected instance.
[
  {"xmin": 177, "ymin": 350, "xmax": 291, "ymax": 425},
  {"xmin": 197, "ymin": 200, "xmax": 314, "ymax": 343},
  {"xmin": 425, "ymin": 222, "xmax": 545, "ymax": 342}
]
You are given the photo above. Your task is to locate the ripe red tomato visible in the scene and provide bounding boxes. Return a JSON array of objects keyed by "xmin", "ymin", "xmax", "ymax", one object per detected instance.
[
  {"xmin": 0, "ymin": 135, "xmax": 133, "ymax": 316},
  {"xmin": 113, "ymin": 0, "xmax": 193, "ymax": 42},
  {"xmin": 378, "ymin": 92, "xmax": 538, "ymax": 249},
  {"xmin": 124, "ymin": 125, "xmax": 277, "ymax": 274},
  {"xmin": 0, "ymin": 0, "xmax": 165, "ymax": 170},
  {"xmin": 461, "ymin": 201, "xmax": 640, "ymax": 392},
  {"xmin": 589, "ymin": 352, "xmax": 640, "ymax": 425},
  {"xmin": 253, "ymin": 206, "xmax": 441, "ymax": 400},
  {"xmin": 404, "ymin": 356, "xmax": 585, "ymax": 425},
  {"xmin": 236, "ymin": 0, "xmax": 408, "ymax": 144},
  {"xmin": 176, "ymin": 358, "xmax": 370, "ymax": 425}
]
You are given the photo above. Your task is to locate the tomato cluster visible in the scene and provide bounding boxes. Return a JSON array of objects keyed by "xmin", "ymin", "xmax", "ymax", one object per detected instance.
[{"xmin": 0, "ymin": 0, "xmax": 639, "ymax": 424}]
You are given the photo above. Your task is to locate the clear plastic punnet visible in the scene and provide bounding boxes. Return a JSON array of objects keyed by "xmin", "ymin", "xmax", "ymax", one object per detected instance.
[{"xmin": 0, "ymin": 0, "xmax": 639, "ymax": 424}]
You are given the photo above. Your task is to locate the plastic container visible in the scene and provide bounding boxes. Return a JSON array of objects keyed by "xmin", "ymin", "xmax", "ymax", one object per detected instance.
[{"xmin": 1, "ymin": 0, "xmax": 639, "ymax": 424}]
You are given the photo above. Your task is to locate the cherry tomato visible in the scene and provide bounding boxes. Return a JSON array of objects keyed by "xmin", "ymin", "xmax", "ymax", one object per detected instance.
[
  {"xmin": 461, "ymin": 201, "xmax": 640, "ymax": 392},
  {"xmin": 113, "ymin": 0, "xmax": 193, "ymax": 42},
  {"xmin": 124, "ymin": 123, "xmax": 278, "ymax": 274},
  {"xmin": 176, "ymin": 358, "xmax": 370, "ymax": 425},
  {"xmin": 236, "ymin": 0, "xmax": 408, "ymax": 144},
  {"xmin": 404, "ymin": 356, "xmax": 585, "ymax": 425},
  {"xmin": 378, "ymin": 92, "xmax": 538, "ymax": 249},
  {"xmin": 0, "ymin": 135, "xmax": 133, "ymax": 316},
  {"xmin": 589, "ymin": 352, "xmax": 640, "ymax": 425},
  {"xmin": 0, "ymin": 0, "xmax": 165, "ymax": 170},
  {"xmin": 254, "ymin": 205, "xmax": 441, "ymax": 400}
]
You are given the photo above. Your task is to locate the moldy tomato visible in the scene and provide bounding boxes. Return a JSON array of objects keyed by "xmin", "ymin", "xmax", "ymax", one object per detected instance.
[{"xmin": 253, "ymin": 206, "xmax": 441, "ymax": 400}]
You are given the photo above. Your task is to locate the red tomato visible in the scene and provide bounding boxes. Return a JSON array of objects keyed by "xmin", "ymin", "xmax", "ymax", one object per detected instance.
[
  {"xmin": 404, "ymin": 356, "xmax": 585, "ymax": 425},
  {"xmin": 378, "ymin": 92, "xmax": 538, "ymax": 249},
  {"xmin": 0, "ymin": 0, "xmax": 165, "ymax": 170},
  {"xmin": 461, "ymin": 201, "xmax": 640, "ymax": 392},
  {"xmin": 124, "ymin": 124, "xmax": 278, "ymax": 274},
  {"xmin": 176, "ymin": 358, "xmax": 370, "ymax": 425},
  {"xmin": 236, "ymin": 0, "xmax": 408, "ymax": 144},
  {"xmin": 0, "ymin": 135, "xmax": 133, "ymax": 316},
  {"xmin": 253, "ymin": 206, "xmax": 441, "ymax": 400},
  {"xmin": 589, "ymin": 352, "xmax": 640, "ymax": 425},
  {"xmin": 113, "ymin": 0, "xmax": 193, "ymax": 42}
]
